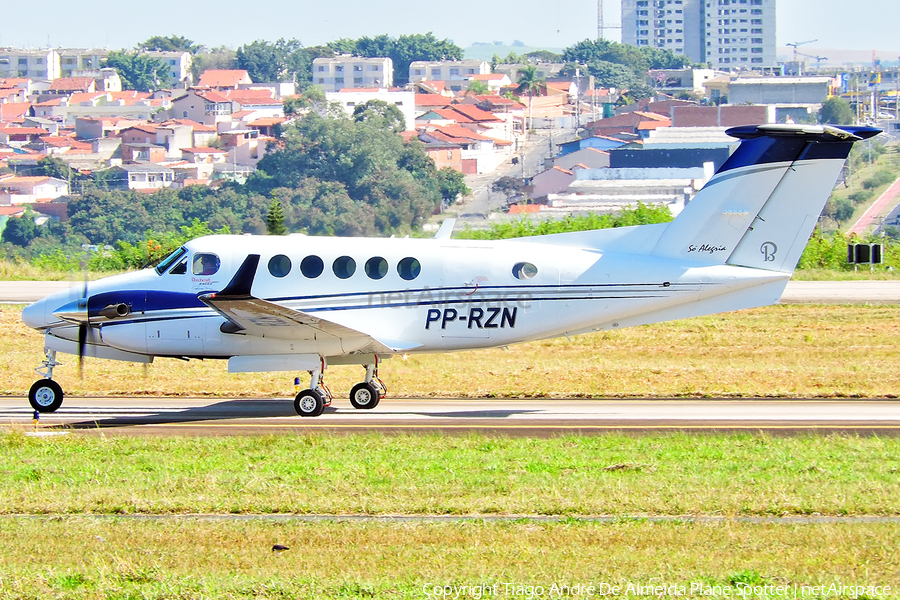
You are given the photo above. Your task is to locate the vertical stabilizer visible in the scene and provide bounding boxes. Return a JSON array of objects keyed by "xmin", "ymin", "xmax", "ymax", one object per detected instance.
[{"xmin": 651, "ymin": 125, "xmax": 880, "ymax": 270}]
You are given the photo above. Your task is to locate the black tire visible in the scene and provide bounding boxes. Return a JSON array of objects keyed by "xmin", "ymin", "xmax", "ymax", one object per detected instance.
[
  {"xmin": 349, "ymin": 382, "xmax": 381, "ymax": 410},
  {"xmin": 29, "ymin": 379, "xmax": 64, "ymax": 413},
  {"xmin": 294, "ymin": 389, "xmax": 325, "ymax": 417}
]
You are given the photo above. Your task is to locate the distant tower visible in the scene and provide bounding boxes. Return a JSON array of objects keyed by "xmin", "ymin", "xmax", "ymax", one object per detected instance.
[
  {"xmin": 598, "ymin": 0, "xmax": 604, "ymax": 40},
  {"xmin": 598, "ymin": 0, "xmax": 621, "ymax": 42}
]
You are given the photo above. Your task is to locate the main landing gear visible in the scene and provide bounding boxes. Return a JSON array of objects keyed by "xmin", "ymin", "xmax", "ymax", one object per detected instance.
[
  {"xmin": 28, "ymin": 350, "xmax": 64, "ymax": 413},
  {"xmin": 292, "ymin": 357, "xmax": 387, "ymax": 417}
]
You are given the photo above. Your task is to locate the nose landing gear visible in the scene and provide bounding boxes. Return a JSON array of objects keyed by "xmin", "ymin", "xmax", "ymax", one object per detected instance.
[
  {"xmin": 293, "ymin": 359, "xmax": 332, "ymax": 417},
  {"xmin": 29, "ymin": 350, "xmax": 64, "ymax": 413}
]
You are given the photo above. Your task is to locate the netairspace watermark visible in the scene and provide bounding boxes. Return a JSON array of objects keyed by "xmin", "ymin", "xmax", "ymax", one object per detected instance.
[{"xmin": 421, "ymin": 582, "xmax": 893, "ymax": 599}]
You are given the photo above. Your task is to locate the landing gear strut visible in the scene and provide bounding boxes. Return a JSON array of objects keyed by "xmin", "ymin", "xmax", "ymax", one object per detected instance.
[
  {"xmin": 29, "ymin": 350, "xmax": 64, "ymax": 413},
  {"xmin": 350, "ymin": 359, "xmax": 386, "ymax": 410},
  {"xmin": 292, "ymin": 356, "xmax": 388, "ymax": 417},
  {"xmin": 293, "ymin": 358, "xmax": 333, "ymax": 417}
]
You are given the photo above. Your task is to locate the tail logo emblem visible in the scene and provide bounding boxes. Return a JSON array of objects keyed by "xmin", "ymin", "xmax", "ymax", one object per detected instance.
[{"xmin": 760, "ymin": 242, "xmax": 778, "ymax": 262}]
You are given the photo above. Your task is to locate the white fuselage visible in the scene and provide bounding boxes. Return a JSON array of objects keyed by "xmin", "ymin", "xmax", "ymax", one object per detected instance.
[{"xmin": 23, "ymin": 231, "xmax": 790, "ymax": 364}]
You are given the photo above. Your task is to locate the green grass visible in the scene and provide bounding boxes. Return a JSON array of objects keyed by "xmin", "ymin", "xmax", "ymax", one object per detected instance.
[{"xmin": 1, "ymin": 432, "xmax": 898, "ymax": 517}]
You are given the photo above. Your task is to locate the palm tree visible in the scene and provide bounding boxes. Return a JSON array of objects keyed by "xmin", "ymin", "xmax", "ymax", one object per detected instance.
[
  {"xmin": 466, "ymin": 79, "xmax": 489, "ymax": 96},
  {"xmin": 515, "ymin": 65, "xmax": 545, "ymax": 134}
]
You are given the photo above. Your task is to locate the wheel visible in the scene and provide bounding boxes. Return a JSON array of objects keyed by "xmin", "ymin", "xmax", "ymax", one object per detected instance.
[
  {"xmin": 349, "ymin": 382, "xmax": 381, "ymax": 410},
  {"xmin": 29, "ymin": 379, "xmax": 64, "ymax": 413},
  {"xmin": 294, "ymin": 389, "xmax": 325, "ymax": 417}
]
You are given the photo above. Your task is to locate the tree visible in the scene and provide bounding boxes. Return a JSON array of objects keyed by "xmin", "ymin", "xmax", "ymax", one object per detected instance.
[
  {"xmin": 822, "ymin": 197, "xmax": 855, "ymax": 225},
  {"xmin": 515, "ymin": 65, "xmax": 545, "ymax": 132},
  {"xmin": 466, "ymin": 80, "xmax": 489, "ymax": 95},
  {"xmin": 436, "ymin": 168, "xmax": 469, "ymax": 205},
  {"xmin": 33, "ymin": 156, "xmax": 71, "ymax": 181},
  {"xmin": 352, "ymin": 99, "xmax": 406, "ymax": 133},
  {"xmin": 819, "ymin": 97, "xmax": 855, "ymax": 125},
  {"xmin": 525, "ymin": 50, "xmax": 563, "ymax": 63},
  {"xmin": 563, "ymin": 39, "xmax": 689, "ymax": 73},
  {"xmin": 104, "ymin": 51, "xmax": 168, "ymax": 91},
  {"xmin": 139, "ymin": 35, "xmax": 202, "ymax": 54},
  {"xmin": 253, "ymin": 111, "xmax": 443, "ymax": 234},
  {"xmin": 1, "ymin": 216, "xmax": 37, "ymax": 247},
  {"xmin": 236, "ymin": 39, "xmax": 310, "ymax": 83},
  {"xmin": 266, "ymin": 198, "xmax": 288, "ymax": 235},
  {"xmin": 492, "ymin": 176, "xmax": 525, "ymax": 205}
]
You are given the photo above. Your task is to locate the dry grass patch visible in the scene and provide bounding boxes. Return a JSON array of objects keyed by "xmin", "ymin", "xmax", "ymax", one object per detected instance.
[
  {"xmin": 2, "ymin": 304, "xmax": 899, "ymax": 398},
  {"xmin": 0, "ymin": 518, "xmax": 896, "ymax": 599}
]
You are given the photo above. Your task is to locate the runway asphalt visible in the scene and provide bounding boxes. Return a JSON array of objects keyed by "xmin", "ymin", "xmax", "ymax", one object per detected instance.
[
  {"xmin": 3, "ymin": 280, "xmax": 900, "ymax": 304},
  {"xmin": 3, "ymin": 397, "xmax": 899, "ymax": 436}
]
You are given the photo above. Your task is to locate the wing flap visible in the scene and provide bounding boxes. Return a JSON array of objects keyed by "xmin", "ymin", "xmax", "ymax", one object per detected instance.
[{"xmin": 198, "ymin": 254, "xmax": 420, "ymax": 353}]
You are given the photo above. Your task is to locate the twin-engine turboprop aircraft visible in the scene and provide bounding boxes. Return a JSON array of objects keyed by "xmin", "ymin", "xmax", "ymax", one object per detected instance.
[{"xmin": 22, "ymin": 124, "xmax": 880, "ymax": 416}]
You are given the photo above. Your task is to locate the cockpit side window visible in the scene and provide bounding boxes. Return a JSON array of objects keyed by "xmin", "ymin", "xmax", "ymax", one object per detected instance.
[
  {"xmin": 192, "ymin": 253, "xmax": 221, "ymax": 276},
  {"xmin": 155, "ymin": 247, "xmax": 187, "ymax": 275},
  {"xmin": 169, "ymin": 257, "xmax": 188, "ymax": 275}
]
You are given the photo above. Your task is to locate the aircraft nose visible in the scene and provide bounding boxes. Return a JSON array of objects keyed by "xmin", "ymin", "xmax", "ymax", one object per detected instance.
[{"xmin": 21, "ymin": 298, "xmax": 49, "ymax": 330}]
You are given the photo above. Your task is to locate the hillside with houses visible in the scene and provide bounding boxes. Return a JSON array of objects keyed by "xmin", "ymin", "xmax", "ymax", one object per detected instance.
[{"xmin": 0, "ymin": 35, "xmax": 886, "ymax": 255}]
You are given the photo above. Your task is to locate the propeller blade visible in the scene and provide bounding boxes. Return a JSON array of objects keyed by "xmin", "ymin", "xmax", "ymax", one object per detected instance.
[
  {"xmin": 77, "ymin": 322, "xmax": 87, "ymax": 379},
  {"xmin": 80, "ymin": 269, "xmax": 90, "ymax": 379}
]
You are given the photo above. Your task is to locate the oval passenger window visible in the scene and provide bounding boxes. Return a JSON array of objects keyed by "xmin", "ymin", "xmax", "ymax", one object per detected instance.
[
  {"xmin": 512, "ymin": 262, "xmax": 538, "ymax": 280},
  {"xmin": 333, "ymin": 256, "xmax": 356, "ymax": 279},
  {"xmin": 365, "ymin": 257, "xmax": 388, "ymax": 280},
  {"xmin": 397, "ymin": 257, "xmax": 421, "ymax": 281},
  {"xmin": 268, "ymin": 255, "xmax": 291, "ymax": 278},
  {"xmin": 300, "ymin": 255, "xmax": 324, "ymax": 278}
]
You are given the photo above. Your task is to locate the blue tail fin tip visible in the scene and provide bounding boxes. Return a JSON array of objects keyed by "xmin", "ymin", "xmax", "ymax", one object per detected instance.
[{"xmin": 726, "ymin": 124, "xmax": 881, "ymax": 142}]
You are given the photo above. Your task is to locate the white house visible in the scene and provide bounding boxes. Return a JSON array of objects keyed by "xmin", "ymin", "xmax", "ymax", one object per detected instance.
[
  {"xmin": 111, "ymin": 164, "xmax": 175, "ymax": 191},
  {"xmin": 0, "ymin": 175, "xmax": 69, "ymax": 205},
  {"xmin": 312, "ymin": 57, "xmax": 393, "ymax": 92}
]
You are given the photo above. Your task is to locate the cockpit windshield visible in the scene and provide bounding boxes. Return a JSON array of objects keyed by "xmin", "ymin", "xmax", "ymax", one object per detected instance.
[{"xmin": 154, "ymin": 247, "xmax": 187, "ymax": 275}]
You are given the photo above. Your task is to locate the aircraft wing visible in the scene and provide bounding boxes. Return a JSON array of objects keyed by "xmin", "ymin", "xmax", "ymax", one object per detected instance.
[{"xmin": 198, "ymin": 255, "xmax": 420, "ymax": 354}]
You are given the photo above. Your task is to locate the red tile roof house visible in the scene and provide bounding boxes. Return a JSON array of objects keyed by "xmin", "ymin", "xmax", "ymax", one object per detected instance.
[
  {"xmin": 46, "ymin": 77, "xmax": 97, "ymax": 95},
  {"xmin": 0, "ymin": 127, "xmax": 48, "ymax": 145},
  {"xmin": 196, "ymin": 70, "xmax": 253, "ymax": 90},
  {"xmin": 121, "ymin": 143, "xmax": 167, "ymax": 163},
  {"xmin": 586, "ymin": 111, "xmax": 671, "ymax": 137},
  {"xmin": 181, "ymin": 147, "xmax": 227, "ymax": 164},
  {"xmin": 170, "ymin": 90, "xmax": 234, "ymax": 126},
  {"xmin": 117, "ymin": 124, "xmax": 159, "ymax": 145},
  {"xmin": 0, "ymin": 175, "xmax": 69, "ymax": 204},
  {"xmin": 0, "ymin": 102, "xmax": 33, "ymax": 123},
  {"xmin": 419, "ymin": 125, "xmax": 500, "ymax": 175}
]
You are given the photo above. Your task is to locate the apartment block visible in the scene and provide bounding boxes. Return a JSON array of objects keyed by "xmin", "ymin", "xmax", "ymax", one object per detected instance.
[
  {"xmin": 60, "ymin": 49, "xmax": 110, "ymax": 77},
  {"xmin": 622, "ymin": 0, "xmax": 776, "ymax": 68},
  {"xmin": 408, "ymin": 60, "xmax": 490, "ymax": 83},
  {"xmin": 143, "ymin": 51, "xmax": 193, "ymax": 87},
  {"xmin": 0, "ymin": 49, "xmax": 60, "ymax": 80},
  {"xmin": 312, "ymin": 57, "xmax": 393, "ymax": 92}
]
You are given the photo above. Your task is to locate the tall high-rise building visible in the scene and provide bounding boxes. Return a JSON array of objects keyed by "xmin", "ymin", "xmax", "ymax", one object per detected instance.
[{"xmin": 621, "ymin": 0, "xmax": 776, "ymax": 69}]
